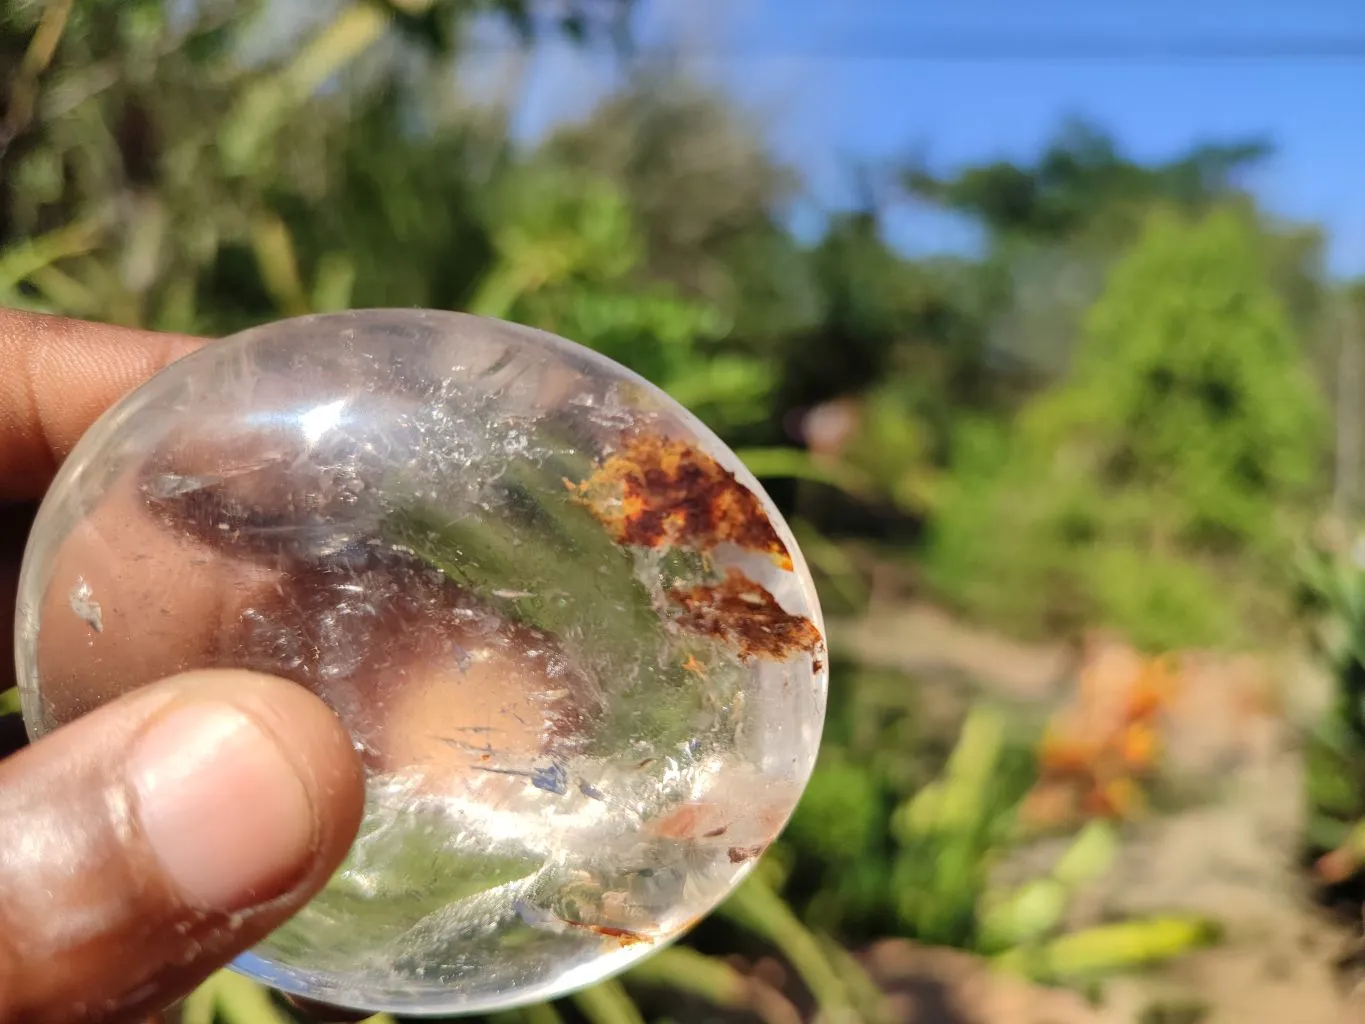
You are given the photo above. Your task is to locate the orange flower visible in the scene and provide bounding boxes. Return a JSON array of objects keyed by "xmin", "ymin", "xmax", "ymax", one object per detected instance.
[{"xmin": 1118, "ymin": 722, "xmax": 1159, "ymax": 771}]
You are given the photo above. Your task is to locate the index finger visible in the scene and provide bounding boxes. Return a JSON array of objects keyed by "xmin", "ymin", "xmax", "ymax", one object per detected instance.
[{"xmin": 0, "ymin": 309, "xmax": 201, "ymax": 500}]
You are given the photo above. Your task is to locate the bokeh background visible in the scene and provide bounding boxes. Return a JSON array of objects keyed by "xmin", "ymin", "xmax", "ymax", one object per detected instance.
[{"xmin": 3, "ymin": 1, "xmax": 1365, "ymax": 1021}]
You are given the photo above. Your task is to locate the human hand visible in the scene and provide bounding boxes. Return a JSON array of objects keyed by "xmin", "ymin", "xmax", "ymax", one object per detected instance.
[{"xmin": 0, "ymin": 310, "xmax": 366, "ymax": 1023}]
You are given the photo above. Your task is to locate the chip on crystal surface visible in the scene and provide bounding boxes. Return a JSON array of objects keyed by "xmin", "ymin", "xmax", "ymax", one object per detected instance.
[{"xmin": 13, "ymin": 309, "xmax": 827, "ymax": 1016}]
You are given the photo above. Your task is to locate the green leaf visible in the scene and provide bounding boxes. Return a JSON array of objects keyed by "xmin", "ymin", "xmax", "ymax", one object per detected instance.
[{"xmin": 572, "ymin": 979, "xmax": 646, "ymax": 1024}]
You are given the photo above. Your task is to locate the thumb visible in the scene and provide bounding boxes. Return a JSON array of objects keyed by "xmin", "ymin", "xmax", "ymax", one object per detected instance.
[{"xmin": 0, "ymin": 671, "xmax": 365, "ymax": 1023}]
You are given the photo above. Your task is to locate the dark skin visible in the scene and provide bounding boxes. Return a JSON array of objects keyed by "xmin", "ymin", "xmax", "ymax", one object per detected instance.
[{"xmin": 0, "ymin": 310, "xmax": 368, "ymax": 1023}]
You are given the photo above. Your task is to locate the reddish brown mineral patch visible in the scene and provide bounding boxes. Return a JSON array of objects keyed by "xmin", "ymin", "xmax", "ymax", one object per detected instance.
[
  {"xmin": 728, "ymin": 845, "xmax": 765, "ymax": 864},
  {"xmin": 572, "ymin": 433, "xmax": 793, "ymax": 570},
  {"xmin": 668, "ymin": 567, "xmax": 823, "ymax": 662},
  {"xmin": 557, "ymin": 918, "xmax": 654, "ymax": 947}
]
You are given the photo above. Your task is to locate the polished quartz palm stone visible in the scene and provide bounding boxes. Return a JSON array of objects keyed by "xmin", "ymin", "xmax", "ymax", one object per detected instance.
[{"xmin": 14, "ymin": 310, "xmax": 828, "ymax": 1017}]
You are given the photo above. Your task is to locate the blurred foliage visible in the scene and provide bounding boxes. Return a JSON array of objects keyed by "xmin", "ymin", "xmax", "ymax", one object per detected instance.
[
  {"xmin": 4, "ymin": 1, "xmax": 1365, "ymax": 1021},
  {"xmin": 781, "ymin": 688, "xmax": 1215, "ymax": 986},
  {"xmin": 928, "ymin": 206, "xmax": 1329, "ymax": 651},
  {"xmin": 1299, "ymin": 525, "xmax": 1365, "ymax": 886},
  {"xmin": 903, "ymin": 118, "xmax": 1271, "ymax": 244}
]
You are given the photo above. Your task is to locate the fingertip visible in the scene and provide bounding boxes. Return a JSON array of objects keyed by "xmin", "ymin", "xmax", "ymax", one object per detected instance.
[
  {"xmin": 0, "ymin": 669, "xmax": 365, "ymax": 1021},
  {"xmin": 0, "ymin": 309, "xmax": 202, "ymax": 499},
  {"xmin": 128, "ymin": 671, "xmax": 366, "ymax": 912}
]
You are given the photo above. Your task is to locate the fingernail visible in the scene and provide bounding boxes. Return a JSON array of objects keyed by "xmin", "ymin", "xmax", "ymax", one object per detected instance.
[{"xmin": 129, "ymin": 703, "xmax": 315, "ymax": 910}]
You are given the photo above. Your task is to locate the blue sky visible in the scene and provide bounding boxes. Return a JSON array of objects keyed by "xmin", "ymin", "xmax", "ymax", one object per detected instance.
[{"xmin": 489, "ymin": 0, "xmax": 1365, "ymax": 276}]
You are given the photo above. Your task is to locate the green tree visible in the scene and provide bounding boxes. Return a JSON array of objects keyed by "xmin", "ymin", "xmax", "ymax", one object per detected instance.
[
  {"xmin": 544, "ymin": 71, "xmax": 796, "ymax": 304},
  {"xmin": 0, "ymin": 0, "xmax": 630, "ymax": 332},
  {"xmin": 543, "ymin": 72, "xmax": 824, "ymax": 444},
  {"xmin": 928, "ymin": 205, "xmax": 1329, "ymax": 650},
  {"xmin": 464, "ymin": 163, "xmax": 778, "ymax": 435},
  {"xmin": 904, "ymin": 118, "xmax": 1271, "ymax": 245},
  {"xmin": 902, "ymin": 120, "xmax": 1325, "ymax": 386}
]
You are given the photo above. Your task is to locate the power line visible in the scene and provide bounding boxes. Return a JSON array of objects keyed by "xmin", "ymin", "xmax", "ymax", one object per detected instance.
[
  {"xmin": 473, "ymin": 32, "xmax": 1365, "ymax": 61},
  {"xmin": 750, "ymin": 35, "xmax": 1365, "ymax": 61}
]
